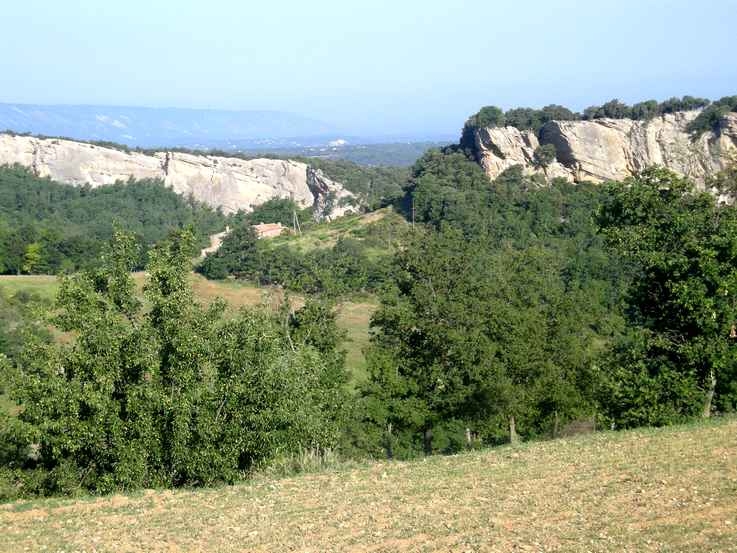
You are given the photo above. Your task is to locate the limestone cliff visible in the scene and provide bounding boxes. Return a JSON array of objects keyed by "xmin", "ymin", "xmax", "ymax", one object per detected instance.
[
  {"xmin": 472, "ymin": 110, "xmax": 737, "ymax": 185},
  {"xmin": 0, "ymin": 134, "xmax": 357, "ymax": 218}
]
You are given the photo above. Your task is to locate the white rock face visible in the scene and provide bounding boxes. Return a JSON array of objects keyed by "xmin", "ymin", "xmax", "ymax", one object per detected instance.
[
  {"xmin": 0, "ymin": 134, "xmax": 356, "ymax": 218},
  {"xmin": 473, "ymin": 110, "xmax": 737, "ymax": 185},
  {"xmin": 475, "ymin": 126, "xmax": 571, "ymax": 181}
]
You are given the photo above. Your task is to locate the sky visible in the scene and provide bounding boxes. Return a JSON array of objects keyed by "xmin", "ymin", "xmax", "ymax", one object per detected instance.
[{"xmin": 1, "ymin": 0, "xmax": 736, "ymax": 138}]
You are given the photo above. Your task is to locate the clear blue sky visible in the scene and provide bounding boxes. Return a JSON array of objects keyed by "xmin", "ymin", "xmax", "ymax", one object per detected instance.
[{"xmin": 1, "ymin": 0, "xmax": 736, "ymax": 137}]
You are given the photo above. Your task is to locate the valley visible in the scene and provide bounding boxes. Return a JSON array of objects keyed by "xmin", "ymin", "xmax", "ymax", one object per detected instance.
[{"xmin": 3, "ymin": 2, "xmax": 737, "ymax": 550}]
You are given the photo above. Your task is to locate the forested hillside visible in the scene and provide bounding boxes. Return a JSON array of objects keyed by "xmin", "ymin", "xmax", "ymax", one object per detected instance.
[{"xmin": 0, "ymin": 165, "xmax": 228, "ymax": 273}]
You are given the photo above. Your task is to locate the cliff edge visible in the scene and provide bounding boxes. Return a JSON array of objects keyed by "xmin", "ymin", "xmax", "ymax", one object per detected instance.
[
  {"xmin": 471, "ymin": 110, "xmax": 737, "ymax": 184},
  {"xmin": 0, "ymin": 134, "xmax": 357, "ymax": 219}
]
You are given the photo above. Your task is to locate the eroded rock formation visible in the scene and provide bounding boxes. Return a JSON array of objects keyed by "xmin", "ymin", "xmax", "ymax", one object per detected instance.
[
  {"xmin": 472, "ymin": 110, "xmax": 737, "ymax": 185},
  {"xmin": 0, "ymin": 134, "xmax": 356, "ymax": 218}
]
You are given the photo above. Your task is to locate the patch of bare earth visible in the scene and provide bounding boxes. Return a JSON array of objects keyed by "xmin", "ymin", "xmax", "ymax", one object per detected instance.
[{"xmin": 2, "ymin": 419, "xmax": 736, "ymax": 552}]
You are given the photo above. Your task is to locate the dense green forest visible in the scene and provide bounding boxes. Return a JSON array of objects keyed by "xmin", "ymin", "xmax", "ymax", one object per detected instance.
[
  {"xmin": 350, "ymin": 151, "xmax": 737, "ymax": 457},
  {"xmin": 0, "ymin": 165, "xmax": 228, "ymax": 273},
  {"xmin": 2, "ymin": 136, "xmax": 737, "ymax": 498}
]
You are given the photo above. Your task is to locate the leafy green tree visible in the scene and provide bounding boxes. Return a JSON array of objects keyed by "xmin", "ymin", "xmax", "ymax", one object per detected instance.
[
  {"xmin": 583, "ymin": 99, "xmax": 632, "ymax": 120},
  {"xmin": 199, "ymin": 223, "xmax": 259, "ymax": 279},
  {"xmin": 242, "ymin": 198, "xmax": 312, "ymax": 228},
  {"xmin": 358, "ymin": 226, "xmax": 604, "ymax": 457},
  {"xmin": 598, "ymin": 167, "xmax": 737, "ymax": 425},
  {"xmin": 630, "ymin": 100, "xmax": 659, "ymax": 120},
  {"xmin": 533, "ymin": 144, "xmax": 557, "ymax": 169},
  {"xmin": 504, "ymin": 108, "xmax": 543, "ymax": 132},
  {"xmin": 540, "ymin": 104, "xmax": 579, "ymax": 124},
  {"xmin": 0, "ymin": 230, "xmax": 347, "ymax": 499},
  {"xmin": 472, "ymin": 106, "xmax": 506, "ymax": 128},
  {"xmin": 21, "ymin": 243, "xmax": 44, "ymax": 274}
]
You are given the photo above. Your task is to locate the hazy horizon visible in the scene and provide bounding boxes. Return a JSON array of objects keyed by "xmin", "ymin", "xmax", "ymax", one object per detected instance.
[{"xmin": 2, "ymin": 0, "xmax": 736, "ymax": 137}]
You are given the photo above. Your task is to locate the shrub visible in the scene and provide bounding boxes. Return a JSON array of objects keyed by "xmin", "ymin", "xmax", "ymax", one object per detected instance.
[{"xmin": 0, "ymin": 230, "xmax": 347, "ymax": 498}]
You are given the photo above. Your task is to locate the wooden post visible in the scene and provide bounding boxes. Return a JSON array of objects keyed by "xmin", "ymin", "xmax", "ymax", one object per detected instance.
[
  {"xmin": 423, "ymin": 428, "xmax": 433, "ymax": 456},
  {"xmin": 509, "ymin": 415, "xmax": 519, "ymax": 445},
  {"xmin": 703, "ymin": 368, "xmax": 717, "ymax": 418},
  {"xmin": 465, "ymin": 427, "xmax": 472, "ymax": 449},
  {"xmin": 385, "ymin": 423, "xmax": 394, "ymax": 460}
]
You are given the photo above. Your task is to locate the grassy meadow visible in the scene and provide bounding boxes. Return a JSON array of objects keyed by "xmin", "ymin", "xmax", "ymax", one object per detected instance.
[{"xmin": 1, "ymin": 417, "xmax": 735, "ymax": 552}]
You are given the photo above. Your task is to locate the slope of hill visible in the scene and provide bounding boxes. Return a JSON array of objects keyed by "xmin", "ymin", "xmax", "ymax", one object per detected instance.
[
  {"xmin": 1, "ymin": 418, "xmax": 734, "ymax": 552},
  {"xmin": 265, "ymin": 207, "xmax": 408, "ymax": 254}
]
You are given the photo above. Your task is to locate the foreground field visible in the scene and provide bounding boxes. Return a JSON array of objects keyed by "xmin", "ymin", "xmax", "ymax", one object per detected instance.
[{"xmin": 2, "ymin": 419, "xmax": 735, "ymax": 552}]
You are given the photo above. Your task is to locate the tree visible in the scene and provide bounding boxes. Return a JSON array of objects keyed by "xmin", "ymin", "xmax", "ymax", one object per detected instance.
[
  {"xmin": 1, "ymin": 229, "xmax": 347, "ymax": 499},
  {"xmin": 198, "ymin": 223, "xmax": 259, "ymax": 279},
  {"xmin": 358, "ymin": 226, "xmax": 602, "ymax": 457},
  {"xmin": 540, "ymin": 104, "xmax": 579, "ymax": 124},
  {"xmin": 21, "ymin": 243, "xmax": 43, "ymax": 274},
  {"xmin": 243, "ymin": 198, "xmax": 311, "ymax": 228},
  {"xmin": 533, "ymin": 144, "xmax": 557, "ymax": 169},
  {"xmin": 630, "ymin": 100, "xmax": 659, "ymax": 120},
  {"xmin": 598, "ymin": 167, "xmax": 737, "ymax": 425},
  {"xmin": 472, "ymin": 106, "xmax": 506, "ymax": 128}
]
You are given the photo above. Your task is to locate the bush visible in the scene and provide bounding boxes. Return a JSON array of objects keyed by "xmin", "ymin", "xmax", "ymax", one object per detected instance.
[{"xmin": 0, "ymin": 230, "xmax": 347, "ymax": 498}]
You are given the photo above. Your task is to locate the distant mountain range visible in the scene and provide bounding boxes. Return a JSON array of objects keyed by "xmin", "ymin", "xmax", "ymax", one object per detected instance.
[{"xmin": 0, "ymin": 103, "xmax": 342, "ymax": 148}]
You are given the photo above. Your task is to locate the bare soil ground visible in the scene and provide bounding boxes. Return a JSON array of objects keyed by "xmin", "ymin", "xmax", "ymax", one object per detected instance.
[{"xmin": 2, "ymin": 418, "xmax": 735, "ymax": 552}]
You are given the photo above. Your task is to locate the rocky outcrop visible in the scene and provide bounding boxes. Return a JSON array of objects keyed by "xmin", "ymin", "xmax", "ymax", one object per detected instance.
[
  {"xmin": 306, "ymin": 166, "xmax": 356, "ymax": 220},
  {"xmin": 474, "ymin": 126, "xmax": 571, "ymax": 181},
  {"xmin": 473, "ymin": 110, "xmax": 737, "ymax": 185},
  {"xmin": 0, "ymin": 134, "xmax": 357, "ymax": 218}
]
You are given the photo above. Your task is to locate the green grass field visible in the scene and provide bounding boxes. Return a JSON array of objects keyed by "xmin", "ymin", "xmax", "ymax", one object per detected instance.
[
  {"xmin": 1, "ymin": 417, "xmax": 735, "ymax": 552},
  {"xmin": 0, "ymin": 275, "xmax": 58, "ymax": 302}
]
